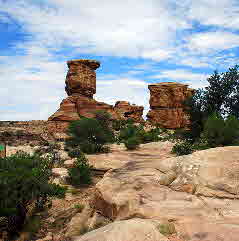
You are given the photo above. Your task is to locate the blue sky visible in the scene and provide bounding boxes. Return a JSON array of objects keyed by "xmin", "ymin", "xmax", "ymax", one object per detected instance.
[{"xmin": 1, "ymin": 0, "xmax": 239, "ymax": 120}]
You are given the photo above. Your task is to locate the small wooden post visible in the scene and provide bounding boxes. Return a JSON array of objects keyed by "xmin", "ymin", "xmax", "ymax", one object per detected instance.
[{"xmin": 0, "ymin": 142, "xmax": 6, "ymax": 158}]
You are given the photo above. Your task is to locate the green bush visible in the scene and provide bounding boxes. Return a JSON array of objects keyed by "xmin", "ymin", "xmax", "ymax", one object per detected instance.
[
  {"xmin": 192, "ymin": 138, "xmax": 210, "ymax": 151},
  {"xmin": 118, "ymin": 124, "xmax": 140, "ymax": 142},
  {"xmin": 112, "ymin": 120, "xmax": 124, "ymax": 131},
  {"xmin": 68, "ymin": 154, "xmax": 92, "ymax": 186},
  {"xmin": 67, "ymin": 117, "xmax": 114, "ymax": 154},
  {"xmin": 139, "ymin": 128, "xmax": 161, "ymax": 143},
  {"xmin": 124, "ymin": 136, "xmax": 140, "ymax": 150},
  {"xmin": 202, "ymin": 112, "xmax": 225, "ymax": 147},
  {"xmin": 171, "ymin": 141, "xmax": 194, "ymax": 156},
  {"xmin": 222, "ymin": 115, "xmax": 239, "ymax": 145},
  {"xmin": 68, "ymin": 148, "xmax": 84, "ymax": 158},
  {"xmin": 0, "ymin": 152, "xmax": 66, "ymax": 218},
  {"xmin": 94, "ymin": 110, "xmax": 111, "ymax": 129},
  {"xmin": 202, "ymin": 113, "xmax": 239, "ymax": 147}
]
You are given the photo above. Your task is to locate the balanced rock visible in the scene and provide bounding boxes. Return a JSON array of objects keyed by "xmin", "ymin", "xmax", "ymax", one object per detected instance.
[
  {"xmin": 147, "ymin": 82, "xmax": 195, "ymax": 128},
  {"xmin": 49, "ymin": 60, "xmax": 144, "ymax": 124},
  {"xmin": 65, "ymin": 59, "xmax": 100, "ymax": 98}
]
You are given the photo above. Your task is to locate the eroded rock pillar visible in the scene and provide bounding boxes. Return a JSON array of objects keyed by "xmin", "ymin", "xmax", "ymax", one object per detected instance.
[
  {"xmin": 65, "ymin": 59, "xmax": 100, "ymax": 98},
  {"xmin": 146, "ymin": 82, "xmax": 195, "ymax": 129}
]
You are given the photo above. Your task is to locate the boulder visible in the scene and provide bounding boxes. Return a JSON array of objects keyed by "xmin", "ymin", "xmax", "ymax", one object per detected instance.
[
  {"xmin": 92, "ymin": 146, "xmax": 239, "ymax": 241},
  {"xmin": 72, "ymin": 218, "xmax": 169, "ymax": 241}
]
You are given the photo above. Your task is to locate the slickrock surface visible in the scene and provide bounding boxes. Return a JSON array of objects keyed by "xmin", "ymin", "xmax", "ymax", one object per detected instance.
[
  {"xmin": 73, "ymin": 218, "xmax": 169, "ymax": 241},
  {"xmin": 147, "ymin": 82, "xmax": 195, "ymax": 128},
  {"xmin": 91, "ymin": 146, "xmax": 239, "ymax": 241}
]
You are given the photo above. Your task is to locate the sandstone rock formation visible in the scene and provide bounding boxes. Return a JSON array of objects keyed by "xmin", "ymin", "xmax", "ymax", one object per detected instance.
[
  {"xmin": 49, "ymin": 59, "xmax": 144, "ymax": 123},
  {"xmin": 91, "ymin": 146, "xmax": 239, "ymax": 241},
  {"xmin": 65, "ymin": 59, "xmax": 100, "ymax": 98},
  {"xmin": 147, "ymin": 82, "xmax": 195, "ymax": 128},
  {"xmin": 114, "ymin": 101, "xmax": 144, "ymax": 122}
]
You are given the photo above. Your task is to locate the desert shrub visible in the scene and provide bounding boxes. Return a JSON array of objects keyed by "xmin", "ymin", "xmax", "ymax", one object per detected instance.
[
  {"xmin": 202, "ymin": 112, "xmax": 225, "ymax": 147},
  {"xmin": 124, "ymin": 136, "xmax": 140, "ymax": 150},
  {"xmin": 202, "ymin": 113, "xmax": 239, "ymax": 147},
  {"xmin": 222, "ymin": 115, "xmax": 239, "ymax": 145},
  {"xmin": 157, "ymin": 223, "xmax": 176, "ymax": 236},
  {"xmin": 171, "ymin": 141, "xmax": 194, "ymax": 156},
  {"xmin": 67, "ymin": 117, "xmax": 114, "ymax": 154},
  {"xmin": 192, "ymin": 138, "xmax": 210, "ymax": 151},
  {"xmin": 0, "ymin": 152, "xmax": 66, "ymax": 235},
  {"xmin": 125, "ymin": 118, "xmax": 135, "ymax": 125},
  {"xmin": 94, "ymin": 110, "xmax": 111, "ymax": 129},
  {"xmin": 77, "ymin": 141, "xmax": 110, "ymax": 154},
  {"xmin": 68, "ymin": 148, "xmax": 83, "ymax": 158},
  {"xmin": 171, "ymin": 128, "xmax": 194, "ymax": 142},
  {"xmin": 118, "ymin": 124, "xmax": 140, "ymax": 142},
  {"xmin": 68, "ymin": 154, "xmax": 92, "ymax": 186},
  {"xmin": 139, "ymin": 128, "xmax": 162, "ymax": 143},
  {"xmin": 112, "ymin": 120, "xmax": 124, "ymax": 131}
]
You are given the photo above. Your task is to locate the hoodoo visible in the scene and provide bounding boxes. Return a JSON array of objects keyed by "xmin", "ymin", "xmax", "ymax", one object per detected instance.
[
  {"xmin": 48, "ymin": 59, "xmax": 144, "ymax": 123},
  {"xmin": 146, "ymin": 82, "xmax": 195, "ymax": 129}
]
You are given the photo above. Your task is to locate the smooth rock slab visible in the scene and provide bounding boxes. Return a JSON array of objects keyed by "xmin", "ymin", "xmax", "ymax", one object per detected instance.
[
  {"xmin": 72, "ymin": 218, "xmax": 169, "ymax": 241},
  {"xmin": 93, "ymin": 146, "xmax": 239, "ymax": 241}
]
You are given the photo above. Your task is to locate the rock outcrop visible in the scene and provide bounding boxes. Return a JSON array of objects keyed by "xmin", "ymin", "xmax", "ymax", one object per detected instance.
[
  {"xmin": 114, "ymin": 101, "xmax": 144, "ymax": 122},
  {"xmin": 147, "ymin": 82, "xmax": 195, "ymax": 128},
  {"xmin": 90, "ymin": 146, "xmax": 239, "ymax": 241},
  {"xmin": 49, "ymin": 59, "xmax": 144, "ymax": 123}
]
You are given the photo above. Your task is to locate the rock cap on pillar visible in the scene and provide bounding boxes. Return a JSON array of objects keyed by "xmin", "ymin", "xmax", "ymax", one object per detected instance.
[{"xmin": 65, "ymin": 59, "xmax": 100, "ymax": 98}]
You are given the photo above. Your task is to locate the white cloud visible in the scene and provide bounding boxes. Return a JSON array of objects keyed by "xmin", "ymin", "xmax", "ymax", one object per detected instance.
[
  {"xmin": 186, "ymin": 31, "xmax": 239, "ymax": 53},
  {"xmin": 187, "ymin": 0, "xmax": 239, "ymax": 30},
  {"xmin": 1, "ymin": 0, "xmax": 239, "ymax": 120},
  {"xmin": 0, "ymin": 0, "xmax": 190, "ymax": 57}
]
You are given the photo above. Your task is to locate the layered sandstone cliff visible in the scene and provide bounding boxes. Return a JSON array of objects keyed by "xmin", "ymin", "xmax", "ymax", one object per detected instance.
[
  {"xmin": 146, "ymin": 82, "xmax": 195, "ymax": 128},
  {"xmin": 49, "ymin": 59, "xmax": 144, "ymax": 123}
]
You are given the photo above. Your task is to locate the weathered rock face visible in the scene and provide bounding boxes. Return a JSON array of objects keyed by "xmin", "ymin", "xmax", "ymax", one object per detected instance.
[
  {"xmin": 114, "ymin": 101, "xmax": 144, "ymax": 122},
  {"xmin": 49, "ymin": 95, "xmax": 121, "ymax": 121},
  {"xmin": 147, "ymin": 82, "xmax": 195, "ymax": 128},
  {"xmin": 92, "ymin": 146, "xmax": 239, "ymax": 241},
  {"xmin": 65, "ymin": 59, "xmax": 100, "ymax": 98},
  {"xmin": 49, "ymin": 59, "xmax": 144, "ymax": 124}
]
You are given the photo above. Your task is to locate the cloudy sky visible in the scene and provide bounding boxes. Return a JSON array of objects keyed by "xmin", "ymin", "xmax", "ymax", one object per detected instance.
[{"xmin": 1, "ymin": 0, "xmax": 239, "ymax": 120}]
